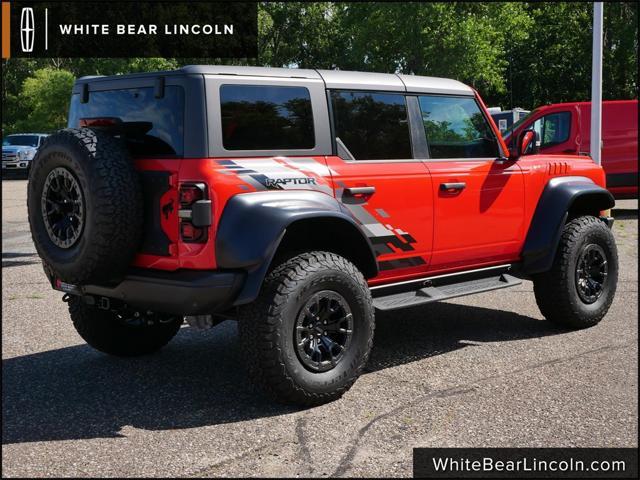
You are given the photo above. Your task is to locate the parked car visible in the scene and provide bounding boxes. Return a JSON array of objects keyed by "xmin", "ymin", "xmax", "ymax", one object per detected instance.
[
  {"xmin": 503, "ymin": 100, "xmax": 638, "ymax": 199},
  {"xmin": 27, "ymin": 66, "xmax": 618, "ymax": 405},
  {"xmin": 2, "ymin": 133, "xmax": 49, "ymax": 176}
]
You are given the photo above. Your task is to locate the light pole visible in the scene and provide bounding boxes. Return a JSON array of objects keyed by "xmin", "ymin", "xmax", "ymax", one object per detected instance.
[{"xmin": 590, "ymin": 2, "xmax": 604, "ymax": 166}]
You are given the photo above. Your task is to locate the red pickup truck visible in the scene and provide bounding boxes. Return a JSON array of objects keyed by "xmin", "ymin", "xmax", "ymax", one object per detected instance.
[{"xmin": 504, "ymin": 100, "xmax": 638, "ymax": 199}]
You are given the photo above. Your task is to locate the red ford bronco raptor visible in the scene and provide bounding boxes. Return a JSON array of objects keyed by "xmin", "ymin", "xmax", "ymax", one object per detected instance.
[{"xmin": 28, "ymin": 66, "xmax": 618, "ymax": 406}]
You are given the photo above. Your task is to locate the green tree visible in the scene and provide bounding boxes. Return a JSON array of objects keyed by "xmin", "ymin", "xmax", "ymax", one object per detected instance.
[
  {"xmin": 2, "ymin": 3, "xmax": 637, "ymax": 134},
  {"xmin": 259, "ymin": 2, "xmax": 345, "ymax": 68},
  {"xmin": 17, "ymin": 68, "xmax": 75, "ymax": 132},
  {"xmin": 602, "ymin": 2, "xmax": 638, "ymax": 101},
  {"xmin": 259, "ymin": 2, "xmax": 532, "ymax": 99},
  {"xmin": 501, "ymin": 2, "xmax": 637, "ymax": 110}
]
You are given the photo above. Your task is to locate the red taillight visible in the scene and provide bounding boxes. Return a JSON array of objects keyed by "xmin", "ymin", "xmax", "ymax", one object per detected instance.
[
  {"xmin": 179, "ymin": 183, "xmax": 209, "ymax": 243},
  {"xmin": 180, "ymin": 184, "xmax": 204, "ymax": 206},
  {"xmin": 79, "ymin": 117, "xmax": 121, "ymax": 128}
]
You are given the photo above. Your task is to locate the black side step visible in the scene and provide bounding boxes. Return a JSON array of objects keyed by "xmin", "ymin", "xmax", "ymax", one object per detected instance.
[{"xmin": 372, "ymin": 271, "xmax": 522, "ymax": 311}]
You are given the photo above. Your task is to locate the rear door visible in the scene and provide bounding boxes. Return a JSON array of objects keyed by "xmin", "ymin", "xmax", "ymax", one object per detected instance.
[
  {"xmin": 417, "ymin": 94, "xmax": 525, "ymax": 271},
  {"xmin": 325, "ymin": 90, "xmax": 434, "ymax": 282}
]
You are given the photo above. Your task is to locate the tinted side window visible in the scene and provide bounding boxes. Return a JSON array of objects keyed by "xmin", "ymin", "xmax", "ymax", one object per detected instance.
[
  {"xmin": 418, "ymin": 96, "xmax": 499, "ymax": 159},
  {"xmin": 540, "ymin": 112, "xmax": 571, "ymax": 147},
  {"xmin": 68, "ymin": 86, "xmax": 184, "ymax": 156},
  {"xmin": 330, "ymin": 91, "xmax": 412, "ymax": 160},
  {"xmin": 220, "ymin": 84, "xmax": 315, "ymax": 150}
]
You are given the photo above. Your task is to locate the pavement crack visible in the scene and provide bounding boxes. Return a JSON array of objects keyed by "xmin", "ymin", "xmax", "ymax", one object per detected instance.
[
  {"xmin": 331, "ymin": 340, "xmax": 636, "ymax": 477},
  {"xmin": 295, "ymin": 415, "xmax": 314, "ymax": 475}
]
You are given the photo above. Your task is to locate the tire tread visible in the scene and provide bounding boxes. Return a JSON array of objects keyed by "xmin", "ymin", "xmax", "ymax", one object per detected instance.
[
  {"xmin": 238, "ymin": 251, "xmax": 374, "ymax": 406},
  {"xmin": 533, "ymin": 216, "xmax": 618, "ymax": 328}
]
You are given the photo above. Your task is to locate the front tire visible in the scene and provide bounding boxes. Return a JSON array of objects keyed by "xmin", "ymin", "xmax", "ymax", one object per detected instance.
[
  {"xmin": 238, "ymin": 251, "xmax": 375, "ymax": 406},
  {"xmin": 533, "ymin": 216, "xmax": 618, "ymax": 329},
  {"xmin": 68, "ymin": 297, "xmax": 183, "ymax": 356}
]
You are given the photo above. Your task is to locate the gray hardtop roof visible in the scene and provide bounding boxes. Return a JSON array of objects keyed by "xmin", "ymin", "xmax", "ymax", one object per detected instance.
[{"xmin": 75, "ymin": 65, "xmax": 474, "ymax": 95}]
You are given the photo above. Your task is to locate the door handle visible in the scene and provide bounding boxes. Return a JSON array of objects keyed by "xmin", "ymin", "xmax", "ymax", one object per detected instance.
[
  {"xmin": 562, "ymin": 148, "xmax": 577, "ymax": 154},
  {"xmin": 345, "ymin": 186, "xmax": 376, "ymax": 196},
  {"xmin": 440, "ymin": 182, "xmax": 466, "ymax": 192}
]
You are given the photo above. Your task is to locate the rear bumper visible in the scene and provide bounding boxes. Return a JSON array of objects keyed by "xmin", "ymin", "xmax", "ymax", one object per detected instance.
[{"xmin": 53, "ymin": 268, "xmax": 245, "ymax": 315}]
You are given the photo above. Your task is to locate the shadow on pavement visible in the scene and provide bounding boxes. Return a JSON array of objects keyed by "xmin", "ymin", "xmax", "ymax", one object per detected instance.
[
  {"xmin": 2, "ymin": 252, "xmax": 39, "ymax": 268},
  {"xmin": 2, "ymin": 302, "xmax": 563, "ymax": 445}
]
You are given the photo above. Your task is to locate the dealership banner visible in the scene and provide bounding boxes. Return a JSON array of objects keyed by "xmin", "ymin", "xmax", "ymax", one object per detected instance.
[
  {"xmin": 1, "ymin": 1, "xmax": 257, "ymax": 58},
  {"xmin": 413, "ymin": 448, "xmax": 639, "ymax": 478}
]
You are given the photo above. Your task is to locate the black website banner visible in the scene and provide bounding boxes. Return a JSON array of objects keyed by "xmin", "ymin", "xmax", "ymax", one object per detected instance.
[
  {"xmin": 413, "ymin": 448, "xmax": 639, "ymax": 478},
  {"xmin": 3, "ymin": 1, "xmax": 257, "ymax": 58}
]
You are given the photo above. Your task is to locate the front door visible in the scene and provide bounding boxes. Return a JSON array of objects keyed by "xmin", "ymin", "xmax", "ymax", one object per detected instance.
[
  {"xmin": 416, "ymin": 94, "xmax": 525, "ymax": 271},
  {"xmin": 531, "ymin": 107, "xmax": 578, "ymax": 155},
  {"xmin": 325, "ymin": 90, "xmax": 433, "ymax": 283}
]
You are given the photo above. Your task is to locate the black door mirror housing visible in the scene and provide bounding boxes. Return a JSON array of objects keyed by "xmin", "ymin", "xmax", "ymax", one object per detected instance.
[{"xmin": 510, "ymin": 129, "xmax": 539, "ymax": 159}]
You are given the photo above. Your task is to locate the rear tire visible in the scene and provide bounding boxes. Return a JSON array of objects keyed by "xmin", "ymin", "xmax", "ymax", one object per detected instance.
[
  {"xmin": 238, "ymin": 251, "xmax": 375, "ymax": 406},
  {"xmin": 69, "ymin": 297, "xmax": 183, "ymax": 357},
  {"xmin": 533, "ymin": 216, "xmax": 618, "ymax": 329}
]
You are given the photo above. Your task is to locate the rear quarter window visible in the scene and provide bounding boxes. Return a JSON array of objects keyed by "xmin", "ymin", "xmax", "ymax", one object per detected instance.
[
  {"xmin": 220, "ymin": 84, "xmax": 315, "ymax": 150},
  {"xmin": 68, "ymin": 86, "xmax": 185, "ymax": 156}
]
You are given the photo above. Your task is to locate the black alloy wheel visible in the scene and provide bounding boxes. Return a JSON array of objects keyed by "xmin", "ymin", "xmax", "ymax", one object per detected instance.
[
  {"xmin": 575, "ymin": 243, "xmax": 608, "ymax": 304},
  {"xmin": 294, "ymin": 290, "xmax": 354, "ymax": 372},
  {"xmin": 41, "ymin": 167, "xmax": 85, "ymax": 249}
]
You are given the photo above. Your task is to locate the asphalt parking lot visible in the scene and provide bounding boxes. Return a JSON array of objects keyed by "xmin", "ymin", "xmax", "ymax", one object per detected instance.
[{"xmin": 2, "ymin": 177, "xmax": 638, "ymax": 477}]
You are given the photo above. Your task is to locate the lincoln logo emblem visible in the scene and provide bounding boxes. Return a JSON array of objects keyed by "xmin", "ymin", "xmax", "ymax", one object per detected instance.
[{"xmin": 20, "ymin": 8, "xmax": 35, "ymax": 52}]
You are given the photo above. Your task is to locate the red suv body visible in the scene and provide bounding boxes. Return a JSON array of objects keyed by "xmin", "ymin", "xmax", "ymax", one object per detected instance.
[
  {"xmin": 28, "ymin": 66, "xmax": 619, "ymax": 405},
  {"xmin": 61, "ymin": 68, "xmax": 609, "ymax": 287},
  {"xmin": 504, "ymin": 100, "xmax": 638, "ymax": 199}
]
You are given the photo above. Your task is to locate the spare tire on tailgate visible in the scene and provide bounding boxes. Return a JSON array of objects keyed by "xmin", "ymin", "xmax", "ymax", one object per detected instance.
[{"xmin": 28, "ymin": 128, "xmax": 143, "ymax": 284}]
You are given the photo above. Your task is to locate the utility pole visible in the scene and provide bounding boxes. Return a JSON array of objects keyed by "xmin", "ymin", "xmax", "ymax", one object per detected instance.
[{"xmin": 590, "ymin": 2, "xmax": 604, "ymax": 165}]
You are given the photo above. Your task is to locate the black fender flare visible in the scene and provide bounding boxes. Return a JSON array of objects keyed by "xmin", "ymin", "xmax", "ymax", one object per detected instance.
[
  {"xmin": 521, "ymin": 176, "xmax": 614, "ymax": 274},
  {"xmin": 215, "ymin": 190, "xmax": 378, "ymax": 305}
]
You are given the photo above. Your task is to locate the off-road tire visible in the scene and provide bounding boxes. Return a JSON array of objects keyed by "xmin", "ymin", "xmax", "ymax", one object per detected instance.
[
  {"xmin": 68, "ymin": 297, "xmax": 183, "ymax": 357},
  {"xmin": 533, "ymin": 216, "xmax": 618, "ymax": 329},
  {"xmin": 238, "ymin": 251, "xmax": 375, "ymax": 406},
  {"xmin": 28, "ymin": 128, "xmax": 143, "ymax": 284}
]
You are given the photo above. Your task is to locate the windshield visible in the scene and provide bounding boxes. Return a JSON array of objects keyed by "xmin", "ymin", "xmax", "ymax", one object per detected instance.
[
  {"xmin": 503, "ymin": 110, "xmax": 538, "ymax": 140},
  {"xmin": 2, "ymin": 135, "xmax": 39, "ymax": 147}
]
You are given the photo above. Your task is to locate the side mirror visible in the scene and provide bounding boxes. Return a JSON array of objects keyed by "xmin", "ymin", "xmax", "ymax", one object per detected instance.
[{"xmin": 510, "ymin": 129, "xmax": 538, "ymax": 159}]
